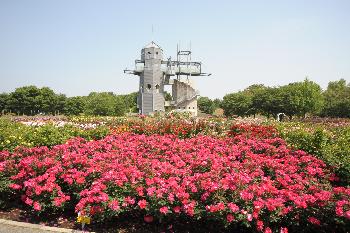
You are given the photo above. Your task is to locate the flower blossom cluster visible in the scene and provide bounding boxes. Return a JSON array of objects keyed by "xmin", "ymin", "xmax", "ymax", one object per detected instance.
[{"xmin": 1, "ymin": 129, "xmax": 349, "ymax": 232}]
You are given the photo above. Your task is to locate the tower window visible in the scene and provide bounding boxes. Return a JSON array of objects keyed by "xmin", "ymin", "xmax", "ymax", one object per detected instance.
[
  {"xmin": 155, "ymin": 84, "xmax": 160, "ymax": 93},
  {"xmin": 147, "ymin": 84, "xmax": 152, "ymax": 89},
  {"xmin": 148, "ymin": 51, "xmax": 151, "ymax": 54},
  {"xmin": 156, "ymin": 52, "xmax": 159, "ymax": 55}
]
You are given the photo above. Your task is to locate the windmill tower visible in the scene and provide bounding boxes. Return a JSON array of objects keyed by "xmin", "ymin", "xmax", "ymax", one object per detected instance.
[{"xmin": 125, "ymin": 41, "xmax": 210, "ymax": 116}]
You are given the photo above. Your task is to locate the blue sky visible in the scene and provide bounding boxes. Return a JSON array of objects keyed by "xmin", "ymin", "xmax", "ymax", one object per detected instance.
[{"xmin": 0, "ymin": 0, "xmax": 349, "ymax": 98}]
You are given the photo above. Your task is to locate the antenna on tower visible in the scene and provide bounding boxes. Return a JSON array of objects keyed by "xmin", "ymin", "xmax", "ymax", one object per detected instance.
[{"xmin": 151, "ymin": 24, "xmax": 154, "ymax": 41}]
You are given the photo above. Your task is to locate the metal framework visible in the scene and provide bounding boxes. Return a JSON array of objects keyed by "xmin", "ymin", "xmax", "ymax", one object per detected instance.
[{"xmin": 124, "ymin": 41, "xmax": 211, "ymax": 116}]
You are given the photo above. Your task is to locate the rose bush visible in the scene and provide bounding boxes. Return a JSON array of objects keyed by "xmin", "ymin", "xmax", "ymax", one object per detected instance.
[{"xmin": 1, "ymin": 130, "xmax": 349, "ymax": 232}]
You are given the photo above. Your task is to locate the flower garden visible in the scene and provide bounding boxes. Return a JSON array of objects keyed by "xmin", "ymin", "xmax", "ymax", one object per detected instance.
[{"xmin": 0, "ymin": 115, "xmax": 349, "ymax": 232}]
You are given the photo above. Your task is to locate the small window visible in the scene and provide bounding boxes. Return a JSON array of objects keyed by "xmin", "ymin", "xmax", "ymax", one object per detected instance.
[
  {"xmin": 148, "ymin": 51, "xmax": 151, "ymax": 54},
  {"xmin": 193, "ymin": 107, "xmax": 195, "ymax": 109},
  {"xmin": 188, "ymin": 107, "xmax": 191, "ymax": 109},
  {"xmin": 156, "ymin": 52, "xmax": 159, "ymax": 55},
  {"xmin": 178, "ymin": 107, "xmax": 181, "ymax": 109},
  {"xmin": 155, "ymin": 84, "xmax": 159, "ymax": 89},
  {"xmin": 147, "ymin": 84, "xmax": 152, "ymax": 89}
]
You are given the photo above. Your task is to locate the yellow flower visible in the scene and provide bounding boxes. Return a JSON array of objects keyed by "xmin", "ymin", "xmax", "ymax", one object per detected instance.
[{"xmin": 77, "ymin": 215, "xmax": 91, "ymax": 224}]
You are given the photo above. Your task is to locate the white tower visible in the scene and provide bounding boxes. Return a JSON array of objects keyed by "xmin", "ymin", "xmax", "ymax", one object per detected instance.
[{"xmin": 125, "ymin": 41, "xmax": 210, "ymax": 116}]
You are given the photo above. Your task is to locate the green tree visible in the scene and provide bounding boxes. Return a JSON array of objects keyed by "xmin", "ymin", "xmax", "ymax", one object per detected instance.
[
  {"xmin": 322, "ymin": 79, "xmax": 350, "ymax": 118},
  {"xmin": 36, "ymin": 87, "xmax": 61, "ymax": 114},
  {"xmin": 118, "ymin": 92, "xmax": 138, "ymax": 113},
  {"xmin": 84, "ymin": 92, "xmax": 119, "ymax": 116},
  {"xmin": 64, "ymin": 96, "xmax": 86, "ymax": 115},
  {"xmin": 252, "ymin": 87, "xmax": 283, "ymax": 118},
  {"xmin": 0, "ymin": 93, "xmax": 8, "ymax": 114},
  {"xmin": 198, "ymin": 97, "xmax": 214, "ymax": 114},
  {"xmin": 7, "ymin": 86, "xmax": 41, "ymax": 115},
  {"xmin": 55, "ymin": 94, "xmax": 67, "ymax": 115},
  {"xmin": 213, "ymin": 98, "xmax": 222, "ymax": 110},
  {"xmin": 221, "ymin": 91, "xmax": 253, "ymax": 117},
  {"xmin": 279, "ymin": 79, "xmax": 323, "ymax": 118},
  {"xmin": 115, "ymin": 95, "xmax": 127, "ymax": 116}
]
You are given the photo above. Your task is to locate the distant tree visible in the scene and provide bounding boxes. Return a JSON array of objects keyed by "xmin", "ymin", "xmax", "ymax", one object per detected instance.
[
  {"xmin": 7, "ymin": 86, "xmax": 41, "ymax": 115},
  {"xmin": 213, "ymin": 98, "xmax": 222, "ymax": 110},
  {"xmin": 119, "ymin": 92, "xmax": 138, "ymax": 113},
  {"xmin": 64, "ymin": 96, "xmax": 86, "ymax": 115},
  {"xmin": 0, "ymin": 93, "xmax": 8, "ymax": 114},
  {"xmin": 55, "ymin": 94, "xmax": 67, "ymax": 115},
  {"xmin": 252, "ymin": 87, "xmax": 283, "ymax": 118},
  {"xmin": 221, "ymin": 91, "xmax": 253, "ymax": 117},
  {"xmin": 198, "ymin": 97, "xmax": 214, "ymax": 114},
  {"xmin": 244, "ymin": 84, "xmax": 266, "ymax": 116},
  {"xmin": 279, "ymin": 79, "xmax": 323, "ymax": 118},
  {"xmin": 36, "ymin": 87, "xmax": 61, "ymax": 114},
  {"xmin": 84, "ymin": 92, "xmax": 118, "ymax": 116},
  {"xmin": 84, "ymin": 92, "xmax": 127, "ymax": 116},
  {"xmin": 321, "ymin": 79, "xmax": 350, "ymax": 117},
  {"xmin": 115, "ymin": 95, "xmax": 127, "ymax": 116}
]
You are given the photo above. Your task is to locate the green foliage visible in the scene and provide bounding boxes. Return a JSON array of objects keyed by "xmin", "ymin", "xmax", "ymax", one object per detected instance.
[
  {"xmin": 277, "ymin": 122, "xmax": 350, "ymax": 185},
  {"xmin": 279, "ymin": 79, "xmax": 324, "ymax": 118},
  {"xmin": 5, "ymin": 86, "xmax": 66, "ymax": 115},
  {"xmin": 0, "ymin": 93, "xmax": 8, "ymax": 114},
  {"xmin": 85, "ymin": 92, "xmax": 120, "ymax": 116},
  {"xmin": 64, "ymin": 96, "xmax": 86, "ymax": 115},
  {"xmin": 252, "ymin": 87, "xmax": 283, "ymax": 117},
  {"xmin": 322, "ymin": 79, "xmax": 350, "ymax": 118},
  {"xmin": 224, "ymin": 79, "xmax": 324, "ymax": 118},
  {"xmin": 117, "ymin": 93, "xmax": 137, "ymax": 114},
  {"xmin": 0, "ymin": 118, "xmax": 110, "ymax": 151},
  {"xmin": 222, "ymin": 91, "xmax": 253, "ymax": 117},
  {"xmin": 198, "ymin": 97, "xmax": 215, "ymax": 114}
]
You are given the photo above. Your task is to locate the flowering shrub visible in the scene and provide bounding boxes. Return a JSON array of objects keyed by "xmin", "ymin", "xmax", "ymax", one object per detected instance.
[
  {"xmin": 228, "ymin": 124, "xmax": 279, "ymax": 139},
  {"xmin": 0, "ymin": 118, "xmax": 110, "ymax": 151},
  {"xmin": 277, "ymin": 122, "xmax": 350, "ymax": 186},
  {"xmin": 1, "ymin": 131, "xmax": 349, "ymax": 232}
]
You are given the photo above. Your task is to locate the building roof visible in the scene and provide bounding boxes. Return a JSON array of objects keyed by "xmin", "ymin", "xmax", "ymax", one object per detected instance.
[{"xmin": 143, "ymin": 41, "xmax": 162, "ymax": 50}]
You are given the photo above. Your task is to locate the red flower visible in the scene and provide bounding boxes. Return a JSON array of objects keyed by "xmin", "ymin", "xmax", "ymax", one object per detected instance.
[
  {"xmin": 33, "ymin": 201, "xmax": 41, "ymax": 211},
  {"xmin": 160, "ymin": 206, "xmax": 169, "ymax": 214},
  {"xmin": 138, "ymin": 200, "xmax": 147, "ymax": 209},
  {"xmin": 226, "ymin": 214, "xmax": 234, "ymax": 222},
  {"xmin": 173, "ymin": 206, "xmax": 181, "ymax": 213},
  {"xmin": 307, "ymin": 217, "xmax": 321, "ymax": 225}
]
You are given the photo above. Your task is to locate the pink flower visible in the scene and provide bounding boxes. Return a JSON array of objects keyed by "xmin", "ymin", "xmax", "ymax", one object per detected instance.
[
  {"xmin": 256, "ymin": 220, "xmax": 264, "ymax": 231},
  {"xmin": 138, "ymin": 200, "xmax": 147, "ymax": 209},
  {"xmin": 280, "ymin": 227, "xmax": 288, "ymax": 233},
  {"xmin": 9, "ymin": 184, "xmax": 21, "ymax": 190},
  {"xmin": 33, "ymin": 201, "xmax": 41, "ymax": 211},
  {"xmin": 247, "ymin": 213, "xmax": 253, "ymax": 221},
  {"xmin": 307, "ymin": 217, "xmax": 321, "ymax": 225},
  {"xmin": 226, "ymin": 214, "xmax": 234, "ymax": 222},
  {"xmin": 109, "ymin": 200, "xmax": 120, "ymax": 211},
  {"xmin": 160, "ymin": 206, "xmax": 168, "ymax": 214},
  {"xmin": 345, "ymin": 210, "xmax": 350, "ymax": 220},
  {"xmin": 173, "ymin": 206, "xmax": 181, "ymax": 213},
  {"xmin": 264, "ymin": 227, "xmax": 272, "ymax": 233},
  {"xmin": 227, "ymin": 203, "xmax": 239, "ymax": 213}
]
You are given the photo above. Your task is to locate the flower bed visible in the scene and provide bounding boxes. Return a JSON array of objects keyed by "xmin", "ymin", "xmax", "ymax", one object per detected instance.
[{"xmin": 1, "ymin": 131, "xmax": 349, "ymax": 232}]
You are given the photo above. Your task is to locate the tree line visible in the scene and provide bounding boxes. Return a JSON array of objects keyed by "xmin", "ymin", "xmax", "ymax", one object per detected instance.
[
  {"xmin": 0, "ymin": 86, "xmax": 137, "ymax": 116},
  {"xmin": 198, "ymin": 79, "xmax": 350, "ymax": 118},
  {"xmin": 1, "ymin": 79, "xmax": 349, "ymax": 118}
]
